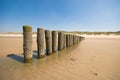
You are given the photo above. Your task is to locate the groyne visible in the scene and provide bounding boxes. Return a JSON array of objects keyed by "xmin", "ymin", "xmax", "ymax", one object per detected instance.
[{"xmin": 23, "ymin": 26, "xmax": 84, "ymax": 63}]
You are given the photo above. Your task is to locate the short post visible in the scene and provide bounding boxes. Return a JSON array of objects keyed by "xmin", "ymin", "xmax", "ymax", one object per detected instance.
[
  {"xmin": 77, "ymin": 36, "xmax": 79, "ymax": 43},
  {"xmin": 45, "ymin": 30, "xmax": 52, "ymax": 55},
  {"xmin": 66, "ymin": 34, "xmax": 69, "ymax": 47},
  {"xmin": 58, "ymin": 32, "xmax": 64, "ymax": 50},
  {"xmin": 69, "ymin": 35, "xmax": 72, "ymax": 46},
  {"xmin": 79, "ymin": 36, "xmax": 81, "ymax": 42},
  {"xmin": 75, "ymin": 35, "xmax": 77, "ymax": 44},
  {"xmin": 73, "ymin": 35, "xmax": 75, "ymax": 44},
  {"xmin": 52, "ymin": 31, "xmax": 58, "ymax": 53},
  {"xmin": 64, "ymin": 34, "xmax": 66, "ymax": 48},
  {"xmin": 71, "ymin": 35, "xmax": 73, "ymax": 46},
  {"xmin": 37, "ymin": 28, "xmax": 46, "ymax": 59},
  {"xmin": 23, "ymin": 25, "xmax": 33, "ymax": 63}
]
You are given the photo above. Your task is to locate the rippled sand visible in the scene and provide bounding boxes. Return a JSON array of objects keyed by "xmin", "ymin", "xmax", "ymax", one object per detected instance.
[{"xmin": 0, "ymin": 36, "xmax": 120, "ymax": 80}]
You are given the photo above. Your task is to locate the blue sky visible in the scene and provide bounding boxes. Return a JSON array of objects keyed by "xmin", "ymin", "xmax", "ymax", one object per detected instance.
[{"xmin": 0, "ymin": 0, "xmax": 120, "ymax": 32}]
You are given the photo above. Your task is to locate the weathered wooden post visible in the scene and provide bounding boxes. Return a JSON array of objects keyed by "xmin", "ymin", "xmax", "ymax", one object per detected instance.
[
  {"xmin": 71, "ymin": 34, "xmax": 73, "ymax": 46},
  {"xmin": 52, "ymin": 31, "xmax": 58, "ymax": 53},
  {"xmin": 64, "ymin": 34, "xmax": 66, "ymax": 48},
  {"xmin": 77, "ymin": 36, "xmax": 79, "ymax": 43},
  {"xmin": 79, "ymin": 36, "xmax": 81, "ymax": 42},
  {"xmin": 45, "ymin": 30, "xmax": 52, "ymax": 55},
  {"xmin": 66, "ymin": 34, "xmax": 69, "ymax": 47},
  {"xmin": 58, "ymin": 32, "xmax": 64, "ymax": 50},
  {"xmin": 68, "ymin": 34, "xmax": 70, "ymax": 47},
  {"xmin": 23, "ymin": 25, "xmax": 33, "ymax": 63},
  {"xmin": 37, "ymin": 28, "xmax": 46, "ymax": 59},
  {"xmin": 73, "ymin": 35, "xmax": 76, "ymax": 44},
  {"xmin": 75, "ymin": 35, "xmax": 77, "ymax": 44},
  {"xmin": 69, "ymin": 34, "xmax": 72, "ymax": 46}
]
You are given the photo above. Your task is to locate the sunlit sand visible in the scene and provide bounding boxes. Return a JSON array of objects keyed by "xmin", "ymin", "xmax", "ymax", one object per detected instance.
[{"xmin": 0, "ymin": 34, "xmax": 120, "ymax": 80}]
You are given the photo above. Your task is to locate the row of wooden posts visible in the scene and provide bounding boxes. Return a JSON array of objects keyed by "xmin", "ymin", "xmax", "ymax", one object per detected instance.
[{"xmin": 23, "ymin": 26, "xmax": 84, "ymax": 63}]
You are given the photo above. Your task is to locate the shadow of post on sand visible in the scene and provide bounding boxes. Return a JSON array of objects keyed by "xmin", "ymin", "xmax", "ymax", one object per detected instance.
[
  {"xmin": 33, "ymin": 50, "xmax": 38, "ymax": 59},
  {"xmin": 7, "ymin": 54, "xmax": 24, "ymax": 63},
  {"xmin": 7, "ymin": 50, "xmax": 44, "ymax": 63}
]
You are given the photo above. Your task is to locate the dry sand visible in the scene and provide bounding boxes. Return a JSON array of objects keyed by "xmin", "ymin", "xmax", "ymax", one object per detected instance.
[
  {"xmin": 81, "ymin": 34, "xmax": 120, "ymax": 39},
  {"xmin": 0, "ymin": 34, "xmax": 120, "ymax": 80},
  {"xmin": 0, "ymin": 35, "xmax": 37, "ymax": 57}
]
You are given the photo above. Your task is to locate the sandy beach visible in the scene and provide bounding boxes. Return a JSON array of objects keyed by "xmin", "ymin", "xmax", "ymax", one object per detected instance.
[
  {"xmin": 0, "ymin": 34, "xmax": 37, "ymax": 57},
  {"xmin": 0, "ymin": 34, "xmax": 120, "ymax": 80},
  {"xmin": 81, "ymin": 34, "xmax": 120, "ymax": 39}
]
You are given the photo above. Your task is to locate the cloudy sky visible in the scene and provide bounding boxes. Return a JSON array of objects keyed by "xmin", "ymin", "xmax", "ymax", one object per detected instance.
[{"xmin": 0, "ymin": 0, "xmax": 120, "ymax": 32}]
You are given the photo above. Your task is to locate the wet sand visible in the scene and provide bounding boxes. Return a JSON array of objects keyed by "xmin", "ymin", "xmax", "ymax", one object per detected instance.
[{"xmin": 0, "ymin": 35, "xmax": 120, "ymax": 80}]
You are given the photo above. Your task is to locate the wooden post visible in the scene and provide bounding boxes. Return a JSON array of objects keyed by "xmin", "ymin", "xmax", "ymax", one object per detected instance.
[
  {"xmin": 64, "ymin": 34, "xmax": 66, "ymax": 48},
  {"xmin": 75, "ymin": 35, "xmax": 77, "ymax": 44},
  {"xmin": 71, "ymin": 35, "xmax": 73, "ymax": 46},
  {"xmin": 73, "ymin": 35, "xmax": 75, "ymax": 44},
  {"xmin": 66, "ymin": 34, "xmax": 69, "ymax": 47},
  {"xmin": 23, "ymin": 25, "xmax": 33, "ymax": 63},
  {"xmin": 68, "ymin": 34, "xmax": 70, "ymax": 47},
  {"xmin": 52, "ymin": 31, "xmax": 58, "ymax": 53},
  {"xmin": 77, "ymin": 36, "xmax": 79, "ymax": 43},
  {"xmin": 79, "ymin": 36, "xmax": 81, "ymax": 42},
  {"xmin": 45, "ymin": 30, "xmax": 52, "ymax": 55},
  {"xmin": 69, "ymin": 34, "xmax": 72, "ymax": 46},
  {"xmin": 37, "ymin": 28, "xmax": 46, "ymax": 59},
  {"xmin": 58, "ymin": 32, "xmax": 64, "ymax": 50}
]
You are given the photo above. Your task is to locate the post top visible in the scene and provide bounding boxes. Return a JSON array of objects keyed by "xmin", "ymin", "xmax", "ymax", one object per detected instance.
[{"xmin": 23, "ymin": 25, "xmax": 32, "ymax": 32}]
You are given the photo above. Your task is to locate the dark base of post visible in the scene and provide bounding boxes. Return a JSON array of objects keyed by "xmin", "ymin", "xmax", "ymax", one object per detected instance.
[
  {"xmin": 38, "ymin": 54, "xmax": 45, "ymax": 59},
  {"xmin": 24, "ymin": 58, "xmax": 33, "ymax": 63},
  {"xmin": 52, "ymin": 50, "xmax": 57, "ymax": 53},
  {"xmin": 46, "ymin": 52, "xmax": 52, "ymax": 55}
]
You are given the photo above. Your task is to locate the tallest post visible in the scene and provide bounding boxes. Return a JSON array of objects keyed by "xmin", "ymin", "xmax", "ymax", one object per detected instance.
[{"xmin": 23, "ymin": 25, "xmax": 33, "ymax": 63}]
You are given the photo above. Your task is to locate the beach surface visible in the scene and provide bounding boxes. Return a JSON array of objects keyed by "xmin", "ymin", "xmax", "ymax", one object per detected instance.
[{"xmin": 0, "ymin": 34, "xmax": 120, "ymax": 80}]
